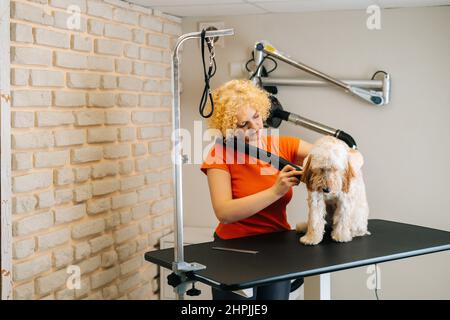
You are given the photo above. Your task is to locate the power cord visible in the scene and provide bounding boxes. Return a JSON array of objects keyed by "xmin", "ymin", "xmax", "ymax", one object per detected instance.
[
  {"xmin": 246, "ymin": 51, "xmax": 278, "ymax": 80},
  {"xmin": 371, "ymin": 70, "xmax": 388, "ymax": 80}
]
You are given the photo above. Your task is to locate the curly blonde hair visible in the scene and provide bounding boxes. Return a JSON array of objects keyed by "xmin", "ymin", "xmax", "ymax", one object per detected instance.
[{"xmin": 205, "ymin": 79, "xmax": 271, "ymax": 138}]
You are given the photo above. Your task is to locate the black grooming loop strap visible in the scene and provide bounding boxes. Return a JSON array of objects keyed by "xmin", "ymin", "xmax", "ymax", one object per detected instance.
[{"xmin": 199, "ymin": 29, "xmax": 217, "ymax": 118}]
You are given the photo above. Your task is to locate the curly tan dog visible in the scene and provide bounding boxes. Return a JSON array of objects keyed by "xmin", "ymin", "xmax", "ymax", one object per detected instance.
[{"xmin": 297, "ymin": 136, "xmax": 370, "ymax": 245}]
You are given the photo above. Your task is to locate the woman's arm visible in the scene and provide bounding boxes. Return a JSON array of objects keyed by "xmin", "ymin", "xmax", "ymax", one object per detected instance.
[{"xmin": 206, "ymin": 168, "xmax": 284, "ymax": 224}]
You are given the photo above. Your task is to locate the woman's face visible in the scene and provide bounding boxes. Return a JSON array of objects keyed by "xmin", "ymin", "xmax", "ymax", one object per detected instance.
[{"xmin": 235, "ymin": 106, "xmax": 263, "ymax": 142}]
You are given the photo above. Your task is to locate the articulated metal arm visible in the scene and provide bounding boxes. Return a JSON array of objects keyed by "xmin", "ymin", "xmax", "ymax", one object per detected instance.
[
  {"xmin": 252, "ymin": 41, "xmax": 391, "ymax": 148},
  {"xmin": 266, "ymin": 95, "xmax": 358, "ymax": 149},
  {"xmin": 253, "ymin": 41, "xmax": 390, "ymax": 106}
]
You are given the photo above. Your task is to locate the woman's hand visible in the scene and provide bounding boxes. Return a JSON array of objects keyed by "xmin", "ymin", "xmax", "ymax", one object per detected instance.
[{"xmin": 270, "ymin": 165, "xmax": 303, "ymax": 197}]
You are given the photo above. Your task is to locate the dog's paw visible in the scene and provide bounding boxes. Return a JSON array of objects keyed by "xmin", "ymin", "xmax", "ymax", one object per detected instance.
[
  {"xmin": 352, "ymin": 228, "xmax": 371, "ymax": 237},
  {"xmin": 331, "ymin": 229, "xmax": 353, "ymax": 243},
  {"xmin": 300, "ymin": 234, "xmax": 322, "ymax": 245},
  {"xmin": 295, "ymin": 222, "xmax": 308, "ymax": 233}
]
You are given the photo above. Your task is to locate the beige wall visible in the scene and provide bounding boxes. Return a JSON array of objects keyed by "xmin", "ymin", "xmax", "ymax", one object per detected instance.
[
  {"xmin": 180, "ymin": 7, "xmax": 450, "ymax": 299},
  {"xmin": 10, "ymin": 0, "xmax": 180, "ymax": 299}
]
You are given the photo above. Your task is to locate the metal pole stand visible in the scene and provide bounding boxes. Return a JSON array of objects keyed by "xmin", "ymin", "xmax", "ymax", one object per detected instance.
[{"xmin": 170, "ymin": 28, "xmax": 234, "ymax": 299}]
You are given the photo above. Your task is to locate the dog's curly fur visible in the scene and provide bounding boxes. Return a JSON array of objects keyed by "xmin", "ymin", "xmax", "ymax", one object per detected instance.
[{"xmin": 296, "ymin": 136, "xmax": 370, "ymax": 245}]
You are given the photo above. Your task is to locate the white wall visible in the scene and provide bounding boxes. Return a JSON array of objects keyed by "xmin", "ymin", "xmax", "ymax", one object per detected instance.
[{"xmin": 179, "ymin": 7, "xmax": 450, "ymax": 299}]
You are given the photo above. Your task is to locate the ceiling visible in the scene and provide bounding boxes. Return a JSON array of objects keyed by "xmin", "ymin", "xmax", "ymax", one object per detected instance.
[{"xmin": 124, "ymin": 0, "xmax": 450, "ymax": 17}]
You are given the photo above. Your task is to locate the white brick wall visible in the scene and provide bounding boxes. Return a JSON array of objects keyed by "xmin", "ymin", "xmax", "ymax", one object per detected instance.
[
  {"xmin": 75, "ymin": 110, "xmax": 105, "ymax": 126},
  {"xmin": 106, "ymin": 111, "xmax": 129, "ymax": 125},
  {"xmin": 87, "ymin": 128, "xmax": 117, "ymax": 143},
  {"xmin": 12, "ymin": 47, "xmax": 52, "ymax": 66},
  {"xmin": 13, "ymin": 255, "xmax": 52, "ymax": 282},
  {"xmin": 53, "ymin": 247, "xmax": 74, "ymax": 268},
  {"xmin": 87, "ymin": 0, "xmax": 113, "ymax": 20},
  {"xmin": 34, "ymin": 28, "xmax": 70, "ymax": 48},
  {"xmin": 103, "ymin": 144, "xmax": 130, "ymax": 159},
  {"xmin": 55, "ymin": 52, "xmax": 88, "ymax": 69},
  {"xmin": 72, "ymin": 35, "xmax": 92, "ymax": 52},
  {"xmin": 91, "ymin": 266, "xmax": 120, "ymax": 290},
  {"xmin": 72, "ymin": 218, "xmax": 106, "ymax": 239},
  {"xmin": 54, "ymin": 168, "xmax": 74, "ymax": 186},
  {"xmin": 11, "ymin": 23, "xmax": 33, "ymax": 43},
  {"xmin": 14, "ymin": 195, "xmax": 37, "ymax": 214},
  {"xmin": 54, "ymin": 92, "xmax": 86, "ymax": 108},
  {"xmin": 89, "ymin": 235, "xmax": 114, "ymax": 253},
  {"xmin": 10, "ymin": 0, "xmax": 177, "ymax": 300},
  {"xmin": 35, "ymin": 268, "xmax": 69, "ymax": 295},
  {"xmin": 13, "ymin": 171, "xmax": 53, "ymax": 193},
  {"xmin": 11, "ymin": 68, "xmax": 29, "ymax": 86},
  {"xmin": 92, "ymin": 162, "xmax": 118, "ymax": 178},
  {"xmin": 72, "ymin": 146, "xmax": 103, "ymax": 163},
  {"xmin": 36, "ymin": 112, "xmax": 74, "ymax": 127},
  {"xmin": 34, "ymin": 150, "xmax": 69, "ymax": 167},
  {"xmin": 92, "ymin": 179, "xmax": 119, "ymax": 196},
  {"xmin": 101, "ymin": 251, "xmax": 118, "ymax": 268},
  {"xmin": 88, "ymin": 92, "xmax": 115, "ymax": 108},
  {"xmin": 12, "ymin": 152, "xmax": 33, "ymax": 170},
  {"xmin": 38, "ymin": 190, "xmax": 55, "ymax": 209},
  {"xmin": 88, "ymin": 198, "xmax": 111, "ymax": 215},
  {"xmin": 30, "ymin": 70, "xmax": 65, "ymax": 87},
  {"xmin": 14, "ymin": 211, "xmax": 54, "ymax": 236},
  {"xmin": 37, "ymin": 228, "xmax": 71, "ymax": 251},
  {"xmin": 54, "ymin": 129, "xmax": 86, "ymax": 146},
  {"xmin": 54, "ymin": 204, "xmax": 86, "ymax": 224},
  {"xmin": 13, "ymin": 238, "xmax": 36, "ymax": 259},
  {"xmin": 68, "ymin": 72, "xmax": 101, "ymax": 89}
]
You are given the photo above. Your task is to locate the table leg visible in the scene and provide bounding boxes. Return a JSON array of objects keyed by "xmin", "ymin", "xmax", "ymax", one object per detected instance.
[{"xmin": 304, "ymin": 273, "xmax": 331, "ymax": 300}]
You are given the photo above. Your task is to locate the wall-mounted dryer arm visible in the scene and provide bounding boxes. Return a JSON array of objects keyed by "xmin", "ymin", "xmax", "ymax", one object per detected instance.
[
  {"xmin": 254, "ymin": 41, "xmax": 390, "ymax": 106},
  {"xmin": 265, "ymin": 95, "xmax": 358, "ymax": 149}
]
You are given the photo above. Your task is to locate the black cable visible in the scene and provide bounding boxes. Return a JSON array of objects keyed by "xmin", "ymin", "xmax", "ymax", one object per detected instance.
[
  {"xmin": 245, "ymin": 51, "xmax": 255, "ymax": 72},
  {"xmin": 371, "ymin": 70, "xmax": 388, "ymax": 80},
  {"xmin": 265, "ymin": 57, "xmax": 278, "ymax": 74},
  {"xmin": 198, "ymin": 29, "xmax": 216, "ymax": 118},
  {"xmin": 246, "ymin": 52, "xmax": 278, "ymax": 79},
  {"xmin": 249, "ymin": 56, "xmax": 268, "ymax": 80}
]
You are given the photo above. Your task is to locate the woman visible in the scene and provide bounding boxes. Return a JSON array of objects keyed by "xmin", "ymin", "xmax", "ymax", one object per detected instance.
[{"xmin": 200, "ymin": 79, "xmax": 313, "ymax": 300}]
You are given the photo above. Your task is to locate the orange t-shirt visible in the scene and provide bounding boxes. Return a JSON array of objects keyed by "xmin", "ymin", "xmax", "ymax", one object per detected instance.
[{"xmin": 200, "ymin": 135, "xmax": 302, "ymax": 240}]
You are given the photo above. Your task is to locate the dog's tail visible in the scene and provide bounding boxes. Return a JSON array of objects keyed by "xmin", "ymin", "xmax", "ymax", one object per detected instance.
[{"xmin": 295, "ymin": 222, "xmax": 308, "ymax": 233}]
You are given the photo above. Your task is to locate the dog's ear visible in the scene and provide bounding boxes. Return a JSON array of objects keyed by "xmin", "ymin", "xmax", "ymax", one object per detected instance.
[
  {"xmin": 348, "ymin": 149, "xmax": 364, "ymax": 171},
  {"xmin": 301, "ymin": 155, "xmax": 312, "ymax": 189},
  {"xmin": 342, "ymin": 161, "xmax": 356, "ymax": 193}
]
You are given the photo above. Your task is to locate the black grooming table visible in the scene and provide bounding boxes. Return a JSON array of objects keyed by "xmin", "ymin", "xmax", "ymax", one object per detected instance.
[{"xmin": 145, "ymin": 219, "xmax": 450, "ymax": 291}]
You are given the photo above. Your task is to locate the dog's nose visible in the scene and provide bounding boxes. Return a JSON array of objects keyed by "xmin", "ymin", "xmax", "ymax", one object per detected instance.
[{"xmin": 322, "ymin": 187, "xmax": 330, "ymax": 193}]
